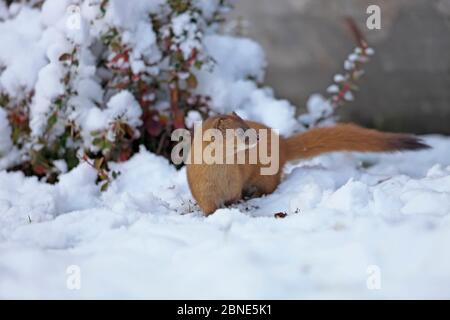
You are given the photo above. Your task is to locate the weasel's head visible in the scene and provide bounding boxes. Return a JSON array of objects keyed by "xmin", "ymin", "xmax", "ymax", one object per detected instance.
[
  {"xmin": 209, "ymin": 112, "xmax": 250, "ymax": 134},
  {"xmin": 203, "ymin": 112, "xmax": 258, "ymax": 154}
]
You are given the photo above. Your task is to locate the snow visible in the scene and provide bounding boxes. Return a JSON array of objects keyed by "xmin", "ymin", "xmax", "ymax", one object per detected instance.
[
  {"xmin": 105, "ymin": 91, "xmax": 143, "ymax": 128},
  {"xmin": 299, "ymin": 94, "xmax": 333, "ymax": 127},
  {"xmin": 104, "ymin": 0, "xmax": 164, "ymax": 30},
  {"xmin": 30, "ymin": 59, "xmax": 65, "ymax": 136},
  {"xmin": 1, "ymin": 137, "xmax": 450, "ymax": 299},
  {"xmin": 185, "ymin": 110, "xmax": 203, "ymax": 129},
  {"xmin": 79, "ymin": 90, "xmax": 143, "ymax": 147},
  {"xmin": 0, "ymin": 2, "xmax": 7, "ymax": 20},
  {"xmin": 171, "ymin": 12, "xmax": 201, "ymax": 60},
  {"xmin": 197, "ymin": 35, "xmax": 298, "ymax": 136},
  {"xmin": 125, "ymin": 21, "xmax": 160, "ymax": 74},
  {"xmin": 0, "ymin": 7, "xmax": 46, "ymax": 98}
]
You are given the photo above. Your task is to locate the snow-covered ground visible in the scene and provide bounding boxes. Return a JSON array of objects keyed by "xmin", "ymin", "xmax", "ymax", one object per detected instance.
[
  {"xmin": 1, "ymin": 135, "xmax": 450, "ymax": 299},
  {"xmin": 1, "ymin": 0, "xmax": 450, "ymax": 300}
]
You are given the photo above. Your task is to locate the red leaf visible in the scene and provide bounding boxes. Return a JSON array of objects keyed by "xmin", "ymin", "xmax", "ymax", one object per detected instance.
[
  {"xmin": 187, "ymin": 48, "xmax": 198, "ymax": 66},
  {"xmin": 132, "ymin": 74, "xmax": 140, "ymax": 82},
  {"xmin": 33, "ymin": 164, "xmax": 48, "ymax": 176},
  {"xmin": 9, "ymin": 111, "xmax": 28, "ymax": 125},
  {"xmin": 118, "ymin": 149, "xmax": 132, "ymax": 162},
  {"xmin": 274, "ymin": 212, "xmax": 288, "ymax": 219},
  {"xmin": 110, "ymin": 50, "xmax": 129, "ymax": 64}
]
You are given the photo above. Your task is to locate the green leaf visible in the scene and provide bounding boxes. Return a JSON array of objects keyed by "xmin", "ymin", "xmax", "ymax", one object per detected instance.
[
  {"xmin": 0, "ymin": 94, "xmax": 9, "ymax": 106},
  {"xmin": 65, "ymin": 149, "xmax": 79, "ymax": 170},
  {"xmin": 47, "ymin": 113, "xmax": 58, "ymax": 130},
  {"xmin": 12, "ymin": 127, "xmax": 21, "ymax": 144},
  {"xmin": 194, "ymin": 60, "xmax": 203, "ymax": 70},
  {"xmin": 100, "ymin": 182, "xmax": 109, "ymax": 192},
  {"xmin": 92, "ymin": 138, "xmax": 104, "ymax": 147},
  {"xmin": 110, "ymin": 41, "xmax": 122, "ymax": 53},
  {"xmin": 187, "ymin": 73, "xmax": 198, "ymax": 89}
]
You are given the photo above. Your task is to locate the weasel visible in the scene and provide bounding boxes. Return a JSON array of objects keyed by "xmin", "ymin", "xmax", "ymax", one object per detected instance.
[{"xmin": 186, "ymin": 112, "xmax": 430, "ymax": 215}]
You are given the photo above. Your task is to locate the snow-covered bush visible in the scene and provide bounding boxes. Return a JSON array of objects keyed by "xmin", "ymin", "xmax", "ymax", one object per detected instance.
[
  {"xmin": 0, "ymin": 0, "xmax": 372, "ymax": 189},
  {"xmin": 0, "ymin": 0, "xmax": 235, "ymax": 185}
]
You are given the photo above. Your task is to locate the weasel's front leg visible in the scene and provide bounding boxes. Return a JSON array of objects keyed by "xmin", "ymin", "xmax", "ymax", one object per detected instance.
[
  {"xmin": 197, "ymin": 199, "xmax": 219, "ymax": 216},
  {"xmin": 244, "ymin": 173, "xmax": 283, "ymax": 199},
  {"xmin": 197, "ymin": 193, "xmax": 242, "ymax": 216}
]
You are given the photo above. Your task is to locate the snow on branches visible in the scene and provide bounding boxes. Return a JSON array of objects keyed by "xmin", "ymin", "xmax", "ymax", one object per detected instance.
[{"xmin": 299, "ymin": 18, "xmax": 374, "ymax": 128}]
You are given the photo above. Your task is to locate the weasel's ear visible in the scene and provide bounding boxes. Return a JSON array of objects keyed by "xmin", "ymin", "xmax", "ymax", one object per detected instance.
[
  {"xmin": 213, "ymin": 116, "xmax": 226, "ymax": 130},
  {"xmin": 230, "ymin": 111, "xmax": 239, "ymax": 118}
]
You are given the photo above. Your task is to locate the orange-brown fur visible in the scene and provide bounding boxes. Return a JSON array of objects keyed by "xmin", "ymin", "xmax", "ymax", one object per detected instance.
[{"xmin": 186, "ymin": 113, "xmax": 429, "ymax": 215}]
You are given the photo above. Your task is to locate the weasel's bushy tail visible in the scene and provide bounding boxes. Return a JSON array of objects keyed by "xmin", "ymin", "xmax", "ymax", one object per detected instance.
[{"xmin": 284, "ymin": 124, "xmax": 430, "ymax": 162}]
